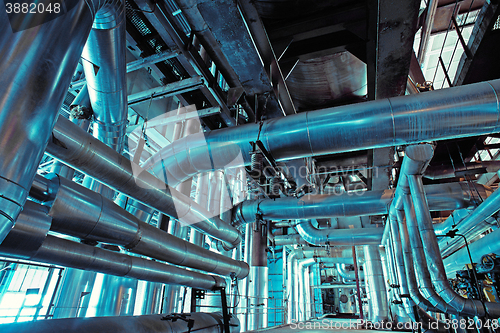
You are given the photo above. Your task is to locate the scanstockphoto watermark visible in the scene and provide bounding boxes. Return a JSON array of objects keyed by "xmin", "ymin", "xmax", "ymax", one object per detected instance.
[{"xmin": 289, "ymin": 319, "xmax": 423, "ymax": 330}]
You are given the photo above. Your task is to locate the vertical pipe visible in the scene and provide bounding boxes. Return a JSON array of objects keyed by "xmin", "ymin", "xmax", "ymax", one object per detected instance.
[
  {"xmin": 0, "ymin": 0, "xmax": 94, "ymax": 242},
  {"xmin": 352, "ymin": 247, "xmax": 363, "ymax": 319},
  {"xmin": 362, "ymin": 246, "xmax": 389, "ymax": 322},
  {"xmin": 247, "ymin": 222, "xmax": 268, "ymax": 330}
]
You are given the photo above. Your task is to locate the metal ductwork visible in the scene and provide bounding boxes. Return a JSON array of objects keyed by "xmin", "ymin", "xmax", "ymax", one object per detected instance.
[
  {"xmin": 234, "ymin": 182, "xmax": 482, "ymax": 224},
  {"xmin": 295, "ymin": 221, "xmax": 383, "ymax": 246},
  {"xmin": 46, "ymin": 116, "xmax": 241, "ymax": 249},
  {"xmin": 409, "ymin": 174, "xmax": 500, "ymax": 317},
  {"xmin": 363, "ymin": 245, "xmax": 389, "ymax": 323},
  {"xmin": 81, "ymin": 0, "xmax": 127, "ymax": 151},
  {"xmin": 0, "ymin": 312, "xmax": 239, "ymax": 333},
  {"xmin": 0, "ymin": 0, "xmax": 104, "ymax": 243},
  {"xmin": 0, "ymin": 201, "xmax": 225, "ymax": 291},
  {"xmin": 39, "ymin": 174, "xmax": 248, "ymax": 278},
  {"xmin": 140, "ymin": 79, "xmax": 500, "ymax": 190}
]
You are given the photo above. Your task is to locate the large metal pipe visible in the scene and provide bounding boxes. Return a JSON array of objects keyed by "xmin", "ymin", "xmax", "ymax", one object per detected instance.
[
  {"xmin": 400, "ymin": 195, "xmax": 440, "ymax": 313},
  {"xmin": 234, "ymin": 182, "xmax": 480, "ymax": 224},
  {"xmin": 409, "ymin": 174, "xmax": 500, "ymax": 317},
  {"xmin": 46, "ymin": 116, "xmax": 241, "ymax": 249},
  {"xmin": 286, "ymin": 247, "xmax": 353, "ymax": 323},
  {"xmin": 444, "ymin": 227, "xmax": 500, "ymax": 276},
  {"xmin": 363, "ymin": 245, "xmax": 389, "ymax": 323},
  {"xmin": 82, "ymin": 0, "xmax": 127, "ymax": 151},
  {"xmin": 0, "ymin": 312, "xmax": 239, "ymax": 333},
  {"xmin": 140, "ymin": 79, "xmax": 500, "ymax": 190},
  {"xmin": 0, "ymin": 201, "xmax": 225, "ymax": 291},
  {"xmin": 0, "ymin": 0, "xmax": 98, "ymax": 243},
  {"xmin": 295, "ymin": 222, "xmax": 383, "ymax": 246},
  {"xmin": 43, "ymin": 174, "xmax": 248, "ymax": 278}
]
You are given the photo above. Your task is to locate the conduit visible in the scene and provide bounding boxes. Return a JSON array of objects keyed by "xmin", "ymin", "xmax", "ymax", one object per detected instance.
[
  {"xmin": 0, "ymin": 201, "xmax": 225, "ymax": 291},
  {"xmin": 46, "ymin": 116, "xmax": 241, "ymax": 249},
  {"xmin": 233, "ymin": 182, "xmax": 481, "ymax": 224},
  {"xmin": 140, "ymin": 79, "xmax": 500, "ymax": 190},
  {"xmin": 0, "ymin": 312, "xmax": 239, "ymax": 333},
  {"xmin": 295, "ymin": 221, "xmax": 383, "ymax": 246},
  {"xmin": 37, "ymin": 174, "xmax": 248, "ymax": 278}
]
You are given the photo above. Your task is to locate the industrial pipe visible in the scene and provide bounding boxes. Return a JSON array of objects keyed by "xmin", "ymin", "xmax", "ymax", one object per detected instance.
[
  {"xmin": 42, "ymin": 174, "xmax": 248, "ymax": 278},
  {"xmin": 82, "ymin": 0, "xmax": 127, "ymax": 151},
  {"xmin": 140, "ymin": 79, "xmax": 500, "ymax": 190},
  {"xmin": 46, "ymin": 116, "xmax": 241, "ymax": 249},
  {"xmin": 234, "ymin": 182, "xmax": 481, "ymax": 224},
  {"xmin": 409, "ymin": 174, "xmax": 500, "ymax": 317},
  {"xmin": 295, "ymin": 221, "xmax": 383, "ymax": 246},
  {"xmin": 0, "ymin": 201, "xmax": 225, "ymax": 291},
  {"xmin": 0, "ymin": 0, "xmax": 100, "ymax": 243},
  {"xmin": 0, "ymin": 312, "xmax": 239, "ymax": 333},
  {"xmin": 424, "ymin": 161, "xmax": 500, "ymax": 180},
  {"xmin": 363, "ymin": 245, "xmax": 389, "ymax": 323}
]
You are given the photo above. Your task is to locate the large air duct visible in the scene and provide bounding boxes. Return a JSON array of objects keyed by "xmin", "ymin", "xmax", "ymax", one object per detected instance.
[
  {"xmin": 46, "ymin": 116, "xmax": 241, "ymax": 249},
  {"xmin": 234, "ymin": 182, "xmax": 482, "ymax": 224},
  {"xmin": 0, "ymin": 312, "xmax": 239, "ymax": 333},
  {"xmin": 424, "ymin": 161, "xmax": 500, "ymax": 180},
  {"xmin": 81, "ymin": 1, "xmax": 127, "ymax": 151},
  {"xmin": 363, "ymin": 245, "xmax": 389, "ymax": 323},
  {"xmin": 40, "ymin": 174, "xmax": 248, "ymax": 278},
  {"xmin": 295, "ymin": 221, "xmax": 383, "ymax": 246},
  {"xmin": 0, "ymin": 201, "xmax": 225, "ymax": 291},
  {"xmin": 0, "ymin": 0, "xmax": 110, "ymax": 243},
  {"xmin": 140, "ymin": 79, "xmax": 500, "ymax": 190}
]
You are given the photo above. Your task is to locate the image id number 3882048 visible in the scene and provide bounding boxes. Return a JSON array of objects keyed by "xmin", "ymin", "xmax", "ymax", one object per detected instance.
[
  {"xmin": 443, "ymin": 318, "xmax": 499, "ymax": 330},
  {"xmin": 5, "ymin": 2, "xmax": 60, "ymax": 14}
]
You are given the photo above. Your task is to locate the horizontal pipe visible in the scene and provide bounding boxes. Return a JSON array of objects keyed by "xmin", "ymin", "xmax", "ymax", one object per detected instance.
[
  {"xmin": 141, "ymin": 79, "xmax": 500, "ymax": 189},
  {"xmin": 46, "ymin": 115, "xmax": 241, "ymax": 249},
  {"xmin": 0, "ymin": 201, "xmax": 225, "ymax": 290},
  {"xmin": 272, "ymin": 234, "xmax": 308, "ymax": 246},
  {"xmin": 44, "ymin": 174, "xmax": 248, "ymax": 278},
  {"xmin": 295, "ymin": 222, "xmax": 383, "ymax": 246},
  {"xmin": 234, "ymin": 182, "xmax": 482, "ymax": 224},
  {"xmin": 444, "ymin": 227, "xmax": 500, "ymax": 276},
  {"xmin": 0, "ymin": 312, "xmax": 238, "ymax": 333}
]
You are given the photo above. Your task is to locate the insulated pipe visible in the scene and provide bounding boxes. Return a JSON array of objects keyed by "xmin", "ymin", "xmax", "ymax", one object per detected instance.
[
  {"xmin": 82, "ymin": 0, "xmax": 127, "ymax": 151},
  {"xmin": 336, "ymin": 263, "xmax": 357, "ymax": 281},
  {"xmin": 297, "ymin": 258, "xmax": 316, "ymax": 321},
  {"xmin": 46, "ymin": 116, "xmax": 241, "ymax": 249},
  {"xmin": 424, "ymin": 161, "xmax": 500, "ymax": 180},
  {"xmin": 409, "ymin": 174, "xmax": 500, "ymax": 317},
  {"xmin": 401, "ymin": 195, "xmax": 440, "ymax": 313},
  {"xmin": 444, "ymin": 227, "xmax": 500, "ymax": 276},
  {"xmin": 388, "ymin": 210, "xmax": 416, "ymax": 320},
  {"xmin": 0, "ymin": 201, "xmax": 225, "ymax": 291},
  {"xmin": 286, "ymin": 247, "xmax": 354, "ymax": 323},
  {"xmin": 295, "ymin": 222, "xmax": 383, "ymax": 246},
  {"xmin": 404, "ymin": 195, "xmax": 451, "ymax": 313},
  {"xmin": 363, "ymin": 245, "xmax": 389, "ymax": 323},
  {"xmin": 141, "ymin": 79, "xmax": 500, "ymax": 190},
  {"xmin": 44, "ymin": 174, "xmax": 248, "ymax": 278},
  {"xmin": 0, "ymin": 312, "xmax": 240, "ymax": 333},
  {"xmin": 234, "ymin": 182, "xmax": 479, "ymax": 224},
  {"xmin": 0, "ymin": 0, "xmax": 98, "ymax": 243}
]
